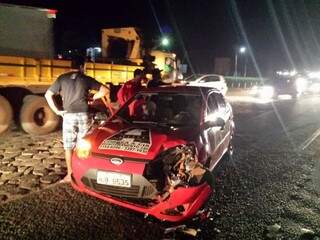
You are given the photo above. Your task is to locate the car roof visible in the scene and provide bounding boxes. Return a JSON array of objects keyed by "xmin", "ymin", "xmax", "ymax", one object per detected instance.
[
  {"xmin": 139, "ymin": 85, "xmax": 220, "ymax": 95},
  {"xmin": 198, "ymin": 74, "xmax": 222, "ymax": 77},
  {"xmin": 184, "ymin": 73, "xmax": 223, "ymax": 80}
]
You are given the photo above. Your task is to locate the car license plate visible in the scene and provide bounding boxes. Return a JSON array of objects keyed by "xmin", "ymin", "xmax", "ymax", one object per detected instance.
[{"xmin": 96, "ymin": 171, "xmax": 131, "ymax": 188}]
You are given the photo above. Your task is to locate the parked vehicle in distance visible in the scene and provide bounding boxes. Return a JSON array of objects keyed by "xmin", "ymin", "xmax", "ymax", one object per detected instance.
[
  {"xmin": 185, "ymin": 74, "xmax": 228, "ymax": 95},
  {"xmin": 250, "ymin": 73, "xmax": 308, "ymax": 99},
  {"xmin": 71, "ymin": 86, "xmax": 234, "ymax": 222},
  {"xmin": 304, "ymin": 71, "xmax": 320, "ymax": 94}
]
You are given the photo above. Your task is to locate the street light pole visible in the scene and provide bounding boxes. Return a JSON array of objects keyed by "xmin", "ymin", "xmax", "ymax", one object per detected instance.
[
  {"xmin": 239, "ymin": 46, "xmax": 247, "ymax": 77},
  {"xmin": 237, "ymin": 46, "xmax": 246, "ymax": 77},
  {"xmin": 244, "ymin": 55, "xmax": 247, "ymax": 77},
  {"xmin": 234, "ymin": 53, "xmax": 238, "ymax": 80}
]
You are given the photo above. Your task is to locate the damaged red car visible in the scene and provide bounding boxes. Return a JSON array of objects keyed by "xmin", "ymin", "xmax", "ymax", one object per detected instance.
[{"xmin": 71, "ymin": 86, "xmax": 234, "ymax": 222}]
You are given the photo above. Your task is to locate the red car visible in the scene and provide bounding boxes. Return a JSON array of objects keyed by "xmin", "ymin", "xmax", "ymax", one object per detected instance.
[{"xmin": 71, "ymin": 86, "xmax": 234, "ymax": 222}]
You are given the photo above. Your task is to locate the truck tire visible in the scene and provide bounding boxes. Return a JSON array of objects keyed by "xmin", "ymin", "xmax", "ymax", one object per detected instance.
[
  {"xmin": 20, "ymin": 96, "xmax": 59, "ymax": 135},
  {"xmin": 0, "ymin": 95, "xmax": 13, "ymax": 135},
  {"xmin": 23, "ymin": 95, "xmax": 39, "ymax": 103}
]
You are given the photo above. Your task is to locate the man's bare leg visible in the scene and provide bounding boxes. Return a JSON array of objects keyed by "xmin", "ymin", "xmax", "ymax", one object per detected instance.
[{"xmin": 62, "ymin": 149, "xmax": 73, "ymax": 182}]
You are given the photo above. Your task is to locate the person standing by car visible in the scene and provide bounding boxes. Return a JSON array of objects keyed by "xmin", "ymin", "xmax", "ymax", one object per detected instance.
[
  {"xmin": 147, "ymin": 68, "xmax": 168, "ymax": 88},
  {"xmin": 163, "ymin": 57, "xmax": 178, "ymax": 82},
  {"xmin": 45, "ymin": 56, "xmax": 109, "ymax": 183},
  {"xmin": 117, "ymin": 68, "xmax": 145, "ymax": 106}
]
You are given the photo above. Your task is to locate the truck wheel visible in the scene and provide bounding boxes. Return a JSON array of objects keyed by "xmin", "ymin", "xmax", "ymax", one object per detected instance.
[
  {"xmin": 23, "ymin": 95, "xmax": 39, "ymax": 103},
  {"xmin": 20, "ymin": 96, "xmax": 59, "ymax": 135},
  {"xmin": 0, "ymin": 95, "xmax": 13, "ymax": 134}
]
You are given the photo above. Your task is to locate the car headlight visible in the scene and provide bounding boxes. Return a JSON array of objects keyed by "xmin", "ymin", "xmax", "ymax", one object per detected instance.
[
  {"xmin": 310, "ymin": 83, "xmax": 320, "ymax": 93},
  {"xmin": 259, "ymin": 86, "xmax": 274, "ymax": 98},
  {"xmin": 250, "ymin": 86, "xmax": 258, "ymax": 95},
  {"xmin": 76, "ymin": 139, "xmax": 91, "ymax": 159},
  {"xmin": 296, "ymin": 77, "xmax": 307, "ymax": 93}
]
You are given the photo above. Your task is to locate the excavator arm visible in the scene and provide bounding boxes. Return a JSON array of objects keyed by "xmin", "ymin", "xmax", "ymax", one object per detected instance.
[{"xmin": 101, "ymin": 27, "xmax": 141, "ymax": 60}]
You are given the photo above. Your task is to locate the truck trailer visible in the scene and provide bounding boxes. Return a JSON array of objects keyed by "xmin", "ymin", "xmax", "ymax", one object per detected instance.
[{"xmin": 0, "ymin": 4, "xmax": 177, "ymax": 136}]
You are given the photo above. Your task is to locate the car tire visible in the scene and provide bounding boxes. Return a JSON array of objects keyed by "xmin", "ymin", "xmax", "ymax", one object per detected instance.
[
  {"xmin": 0, "ymin": 95, "xmax": 13, "ymax": 135},
  {"xmin": 23, "ymin": 95, "xmax": 39, "ymax": 103},
  {"xmin": 20, "ymin": 96, "xmax": 60, "ymax": 135}
]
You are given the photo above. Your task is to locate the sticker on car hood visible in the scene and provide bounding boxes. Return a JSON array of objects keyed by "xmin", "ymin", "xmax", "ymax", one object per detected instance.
[{"xmin": 98, "ymin": 128, "xmax": 152, "ymax": 154}]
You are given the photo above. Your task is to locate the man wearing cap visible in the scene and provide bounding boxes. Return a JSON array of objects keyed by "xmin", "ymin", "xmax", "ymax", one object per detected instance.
[
  {"xmin": 147, "ymin": 68, "xmax": 168, "ymax": 88},
  {"xmin": 45, "ymin": 56, "xmax": 109, "ymax": 183}
]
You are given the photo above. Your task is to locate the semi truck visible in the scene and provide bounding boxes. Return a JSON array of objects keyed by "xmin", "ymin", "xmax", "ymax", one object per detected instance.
[{"xmin": 0, "ymin": 4, "xmax": 177, "ymax": 136}]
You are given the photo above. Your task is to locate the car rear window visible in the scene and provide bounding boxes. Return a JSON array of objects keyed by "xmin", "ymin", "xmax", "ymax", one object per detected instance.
[{"xmin": 199, "ymin": 76, "xmax": 220, "ymax": 83}]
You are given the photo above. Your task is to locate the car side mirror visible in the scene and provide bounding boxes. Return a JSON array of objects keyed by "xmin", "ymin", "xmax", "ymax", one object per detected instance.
[{"xmin": 202, "ymin": 117, "xmax": 225, "ymax": 130}]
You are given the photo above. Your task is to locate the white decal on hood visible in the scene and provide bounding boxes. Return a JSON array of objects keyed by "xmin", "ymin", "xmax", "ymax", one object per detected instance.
[
  {"xmin": 124, "ymin": 129, "xmax": 144, "ymax": 136},
  {"xmin": 98, "ymin": 128, "xmax": 152, "ymax": 154}
]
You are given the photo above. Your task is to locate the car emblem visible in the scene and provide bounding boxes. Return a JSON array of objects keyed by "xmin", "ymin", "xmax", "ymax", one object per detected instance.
[{"xmin": 110, "ymin": 157, "xmax": 123, "ymax": 165}]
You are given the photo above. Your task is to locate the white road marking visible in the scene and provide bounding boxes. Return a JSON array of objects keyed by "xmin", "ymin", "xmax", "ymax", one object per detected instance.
[{"xmin": 300, "ymin": 127, "xmax": 320, "ymax": 150}]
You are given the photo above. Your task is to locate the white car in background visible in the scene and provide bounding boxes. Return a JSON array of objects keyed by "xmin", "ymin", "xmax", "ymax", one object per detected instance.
[{"xmin": 185, "ymin": 74, "xmax": 228, "ymax": 95}]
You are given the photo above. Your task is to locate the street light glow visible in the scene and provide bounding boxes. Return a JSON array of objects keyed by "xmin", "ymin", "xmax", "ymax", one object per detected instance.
[
  {"xmin": 94, "ymin": 47, "xmax": 101, "ymax": 53},
  {"xmin": 239, "ymin": 46, "xmax": 246, "ymax": 53},
  {"xmin": 161, "ymin": 37, "xmax": 170, "ymax": 46}
]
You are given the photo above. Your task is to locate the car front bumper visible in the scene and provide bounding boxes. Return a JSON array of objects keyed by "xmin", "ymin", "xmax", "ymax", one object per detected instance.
[{"xmin": 71, "ymin": 154, "xmax": 213, "ymax": 222}]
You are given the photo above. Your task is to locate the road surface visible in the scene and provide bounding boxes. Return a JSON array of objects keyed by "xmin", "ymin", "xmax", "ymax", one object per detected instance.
[{"xmin": 0, "ymin": 94, "xmax": 320, "ymax": 239}]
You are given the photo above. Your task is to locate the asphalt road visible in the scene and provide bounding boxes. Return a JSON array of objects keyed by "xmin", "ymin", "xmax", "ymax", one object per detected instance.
[{"xmin": 0, "ymin": 94, "xmax": 320, "ymax": 239}]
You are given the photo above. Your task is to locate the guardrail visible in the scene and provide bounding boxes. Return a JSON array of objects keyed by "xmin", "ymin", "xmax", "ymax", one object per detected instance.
[{"xmin": 225, "ymin": 76, "xmax": 268, "ymax": 88}]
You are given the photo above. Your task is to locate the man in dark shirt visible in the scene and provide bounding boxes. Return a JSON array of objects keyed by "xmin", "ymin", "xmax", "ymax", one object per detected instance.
[
  {"xmin": 147, "ymin": 68, "xmax": 167, "ymax": 88},
  {"xmin": 45, "ymin": 56, "xmax": 109, "ymax": 183}
]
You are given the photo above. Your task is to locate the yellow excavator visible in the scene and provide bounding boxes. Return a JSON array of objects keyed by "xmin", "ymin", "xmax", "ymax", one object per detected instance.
[{"xmin": 101, "ymin": 27, "xmax": 177, "ymax": 75}]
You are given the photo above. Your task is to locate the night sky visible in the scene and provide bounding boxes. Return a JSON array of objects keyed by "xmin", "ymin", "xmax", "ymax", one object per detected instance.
[{"xmin": 1, "ymin": 0, "xmax": 320, "ymax": 77}]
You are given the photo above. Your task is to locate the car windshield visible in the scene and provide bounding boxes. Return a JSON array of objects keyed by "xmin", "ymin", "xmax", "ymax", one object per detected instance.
[
  {"xmin": 115, "ymin": 92, "xmax": 202, "ymax": 127},
  {"xmin": 270, "ymin": 76, "xmax": 296, "ymax": 86}
]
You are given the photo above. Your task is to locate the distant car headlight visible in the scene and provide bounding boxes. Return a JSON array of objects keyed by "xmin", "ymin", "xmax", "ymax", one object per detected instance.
[
  {"xmin": 310, "ymin": 83, "xmax": 320, "ymax": 93},
  {"xmin": 259, "ymin": 86, "xmax": 274, "ymax": 99},
  {"xmin": 76, "ymin": 139, "xmax": 91, "ymax": 159},
  {"xmin": 296, "ymin": 77, "xmax": 307, "ymax": 93},
  {"xmin": 250, "ymin": 86, "xmax": 258, "ymax": 95}
]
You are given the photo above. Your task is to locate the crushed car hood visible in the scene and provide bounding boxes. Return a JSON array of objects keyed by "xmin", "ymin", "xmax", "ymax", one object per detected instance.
[{"xmin": 88, "ymin": 122, "xmax": 198, "ymax": 160}]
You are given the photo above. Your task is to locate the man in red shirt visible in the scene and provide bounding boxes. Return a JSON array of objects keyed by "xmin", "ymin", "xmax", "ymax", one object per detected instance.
[{"xmin": 117, "ymin": 69, "xmax": 144, "ymax": 106}]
